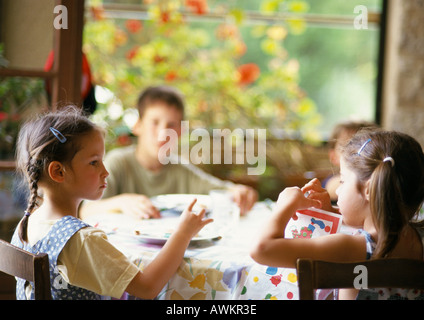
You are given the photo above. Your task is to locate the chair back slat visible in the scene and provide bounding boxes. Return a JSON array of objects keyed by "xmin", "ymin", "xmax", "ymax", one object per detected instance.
[
  {"xmin": 297, "ymin": 258, "xmax": 424, "ymax": 300},
  {"xmin": 0, "ymin": 239, "xmax": 51, "ymax": 300}
]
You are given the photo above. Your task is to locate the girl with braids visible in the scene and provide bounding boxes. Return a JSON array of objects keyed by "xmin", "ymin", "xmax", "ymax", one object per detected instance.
[
  {"xmin": 251, "ymin": 129, "xmax": 424, "ymax": 300},
  {"xmin": 11, "ymin": 106, "xmax": 212, "ymax": 300}
]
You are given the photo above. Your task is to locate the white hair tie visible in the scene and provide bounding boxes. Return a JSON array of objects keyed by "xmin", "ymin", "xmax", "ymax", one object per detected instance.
[{"xmin": 383, "ymin": 157, "xmax": 395, "ymax": 167}]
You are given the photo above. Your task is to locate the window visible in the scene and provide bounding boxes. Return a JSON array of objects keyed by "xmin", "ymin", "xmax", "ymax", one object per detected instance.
[{"xmin": 85, "ymin": 0, "xmax": 384, "ymax": 141}]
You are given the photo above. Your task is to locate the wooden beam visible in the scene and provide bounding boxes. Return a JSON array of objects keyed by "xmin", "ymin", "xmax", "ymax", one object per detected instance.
[
  {"xmin": 0, "ymin": 161, "xmax": 16, "ymax": 172},
  {"xmin": 51, "ymin": 0, "xmax": 85, "ymax": 110},
  {"xmin": 0, "ymin": 68, "xmax": 55, "ymax": 79}
]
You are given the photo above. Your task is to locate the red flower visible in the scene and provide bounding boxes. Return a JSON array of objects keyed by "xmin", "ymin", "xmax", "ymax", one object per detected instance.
[
  {"xmin": 0, "ymin": 112, "xmax": 8, "ymax": 121},
  {"xmin": 126, "ymin": 46, "xmax": 139, "ymax": 61},
  {"xmin": 160, "ymin": 11, "xmax": 170, "ymax": 23},
  {"xmin": 185, "ymin": 0, "xmax": 208, "ymax": 15},
  {"xmin": 153, "ymin": 55, "xmax": 166, "ymax": 64},
  {"xmin": 125, "ymin": 19, "xmax": 142, "ymax": 33},
  {"xmin": 237, "ymin": 63, "xmax": 260, "ymax": 86},
  {"xmin": 165, "ymin": 70, "xmax": 178, "ymax": 82},
  {"xmin": 90, "ymin": 6, "xmax": 105, "ymax": 21}
]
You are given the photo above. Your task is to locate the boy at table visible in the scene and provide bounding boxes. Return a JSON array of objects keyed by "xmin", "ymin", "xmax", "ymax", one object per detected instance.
[{"xmin": 79, "ymin": 85, "xmax": 257, "ymax": 220}]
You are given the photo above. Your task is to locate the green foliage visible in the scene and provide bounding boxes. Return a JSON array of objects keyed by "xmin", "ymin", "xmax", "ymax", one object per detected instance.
[
  {"xmin": 0, "ymin": 45, "xmax": 47, "ymax": 159},
  {"xmin": 84, "ymin": 0, "xmax": 323, "ymax": 148}
]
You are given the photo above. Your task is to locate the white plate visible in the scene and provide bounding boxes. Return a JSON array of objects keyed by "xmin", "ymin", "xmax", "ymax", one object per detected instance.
[
  {"xmin": 135, "ymin": 233, "xmax": 222, "ymax": 245},
  {"xmin": 150, "ymin": 194, "xmax": 211, "ymax": 217},
  {"xmin": 132, "ymin": 213, "xmax": 220, "ymax": 245}
]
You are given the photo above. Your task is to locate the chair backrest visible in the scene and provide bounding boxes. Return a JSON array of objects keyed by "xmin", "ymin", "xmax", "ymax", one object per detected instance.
[
  {"xmin": 296, "ymin": 258, "xmax": 424, "ymax": 300},
  {"xmin": 0, "ymin": 239, "xmax": 51, "ymax": 300},
  {"xmin": 0, "ymin": 271, "xmax": 16, "ymax": 299}
]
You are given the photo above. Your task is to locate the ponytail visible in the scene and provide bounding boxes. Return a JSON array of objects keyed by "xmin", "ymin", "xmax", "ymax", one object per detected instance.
[
  {"xmin": 368, "ymin": 159, "xmax": 407, "ymax": 258},
  {"xmin": 342, "ymin": 130, "xmax": 424, "ymax": 259}
]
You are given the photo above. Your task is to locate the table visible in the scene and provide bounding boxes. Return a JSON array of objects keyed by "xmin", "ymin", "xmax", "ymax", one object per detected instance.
[{"xmin": 84, "ymin": 201, "xmax": 348, "ymax": 300}]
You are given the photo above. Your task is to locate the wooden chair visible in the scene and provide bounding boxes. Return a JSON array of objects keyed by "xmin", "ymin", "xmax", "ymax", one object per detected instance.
[
  {"xmin": 296, "ymin": 258, "xmax": 424, "ymax": 300},
  {"xmin": 0, "ymin": 239, "xmax": 51, "ymax": 300}
]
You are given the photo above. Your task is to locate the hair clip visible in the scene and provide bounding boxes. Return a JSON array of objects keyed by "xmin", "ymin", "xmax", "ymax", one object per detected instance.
[
  {"xmin": 357, "ymin": 138, "xmax": 371, "ymax": 155},
  {"xmin": 50, "ymin": 127, "xmax": 67, "ymax": 143},
  {"xmin": 24, "ymin": 211, "xmax": 31, "ymax": 217},
  {"xmin": 383, "ymin": 156, "xmax": 395, "ymax": 167}
]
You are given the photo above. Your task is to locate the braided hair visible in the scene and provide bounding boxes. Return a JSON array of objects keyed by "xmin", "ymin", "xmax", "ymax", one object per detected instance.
[{"xmin": 15, "ymin": 106, "xmax": 98, "ymax": 242}]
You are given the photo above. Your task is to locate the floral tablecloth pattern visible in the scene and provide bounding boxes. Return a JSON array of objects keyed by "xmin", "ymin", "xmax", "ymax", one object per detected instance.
[{"xmin": 86, "ymin": 203, "xmax": 303, "ymax": 300}]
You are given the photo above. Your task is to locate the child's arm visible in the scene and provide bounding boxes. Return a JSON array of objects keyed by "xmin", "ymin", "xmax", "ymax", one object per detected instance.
[
  {"xmin": 125, "ymin": 198, "xmax": 213, "ymax": 299},
  {"xmin": 250, "ymin": 187, "xmax": 365, "ymax": 268},
  {"xmin": 256, "ymin": 186, "xmax": 322, "ymax": 241}
]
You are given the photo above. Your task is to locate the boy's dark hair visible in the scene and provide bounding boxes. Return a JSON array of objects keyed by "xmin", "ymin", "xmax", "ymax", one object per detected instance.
[
  {"xmin": 136, "ymin": 86, "xmax": 185, "ymax": 119},
  {"xmin": 329, "ymin": 120, "xmax": 377, "ymax": 149}
]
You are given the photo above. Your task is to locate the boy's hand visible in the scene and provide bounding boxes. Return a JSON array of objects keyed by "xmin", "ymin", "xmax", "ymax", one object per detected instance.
[
  {"xmin": 177, "ymin": 198, "xmax": 213, "ymax": 240},
  {"xmin": 116, "ymin": 194, "xmax": 161, "ymax": 219},
  {"xmin": 230, "ymin": 184, "xmax": 258, "ymax": 216}
]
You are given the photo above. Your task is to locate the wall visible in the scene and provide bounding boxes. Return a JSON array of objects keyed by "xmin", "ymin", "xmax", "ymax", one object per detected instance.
[
  {"xmin": 382, "ymin": 0, "xmax": 424, "ymax": 145},
  {"xmin": 1, "ymin": 0, "xmax": 54, "ymax": 69}
]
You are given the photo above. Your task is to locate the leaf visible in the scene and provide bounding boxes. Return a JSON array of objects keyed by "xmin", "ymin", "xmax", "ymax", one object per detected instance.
[
  {"xmin": 287, "ymin": 18, "xmax": 307, "ymax": 35},
  {"xmin": 267, "ymin": 25, "xmax": 288, "ymax": 41},
  {"xmin": 260, "ymin": 0, "xmax": 280, "ymax": 14},
  {"xmin": 261, "ymin": 39, "xmax": 278, "ymax": 55},
  {"xmin": 288, "ymin": 1, "xmax": 310, "ymax": 13},
  {"xmin": 229, "ymin": 9, "xmax": 245, "ymax": 25},
  {"xmin": 241, "ymin": 286, "xmax": 247, "ymax": 295}
]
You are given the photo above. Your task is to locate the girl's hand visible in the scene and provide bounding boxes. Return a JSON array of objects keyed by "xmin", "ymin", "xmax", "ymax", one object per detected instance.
[
  {"xmin": 301, "ymin": 178, "xmax": 338, "ymax": 213},
  {"xmin": 175, "ymin": 198, "xmax": 213, "ymax": 240},
  {"xmin": 275, "ymin": 187, "xmax": 322, "ymax": 214}
]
